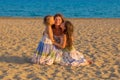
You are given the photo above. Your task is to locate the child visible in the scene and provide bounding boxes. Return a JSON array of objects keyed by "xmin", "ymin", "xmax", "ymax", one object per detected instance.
[
  {"xmin": 31, "ymin": 15, "xmax": 56, "ymax": 65},
  {"xmin": 53, "ymin": 21, "xmax": 92, "ymax": 66}
]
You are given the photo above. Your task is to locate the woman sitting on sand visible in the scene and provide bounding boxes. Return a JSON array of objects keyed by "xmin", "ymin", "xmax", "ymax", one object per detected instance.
[
  {"xmin": 53, "ymin": 21, "xmax": 92, "ymax": 66},
  {"xmin": 50, "ymin": 13, "xmax": 65, "ymax": 63}
]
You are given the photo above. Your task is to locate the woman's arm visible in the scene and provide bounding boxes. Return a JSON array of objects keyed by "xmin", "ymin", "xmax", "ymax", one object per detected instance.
[{"xmin": 53, "ymin": 34, "xmax": 66, "ymax": 49}]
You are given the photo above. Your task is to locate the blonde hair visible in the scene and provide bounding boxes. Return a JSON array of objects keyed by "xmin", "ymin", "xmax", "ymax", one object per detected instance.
[{"xmin": 43, "ymin": 15, "xmax": 53, "ymax": 26}]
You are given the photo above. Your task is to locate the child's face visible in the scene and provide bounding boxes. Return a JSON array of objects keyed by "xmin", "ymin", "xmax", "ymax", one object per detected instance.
[
  {"xmin": 60, "ymin": 23, "xmax": 66, "ymax": 32},
  {"xmin": 49, "ymin": 17, "xmax": 54, "ymax": 25}
]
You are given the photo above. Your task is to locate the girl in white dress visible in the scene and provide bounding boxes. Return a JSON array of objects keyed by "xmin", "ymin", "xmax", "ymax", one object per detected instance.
[
  {"xmin": 31, "ymin": 15, "xmax": 61, "ymax": 65},
  {"xmin": 53, "ymin": 21, "xmax": 92, "ymax": 66}
]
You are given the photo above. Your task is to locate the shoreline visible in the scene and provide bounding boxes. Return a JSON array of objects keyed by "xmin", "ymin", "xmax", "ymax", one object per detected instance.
[{"xmin": 0, "ymin": 17, "xmax": 120, "ymax": 19}]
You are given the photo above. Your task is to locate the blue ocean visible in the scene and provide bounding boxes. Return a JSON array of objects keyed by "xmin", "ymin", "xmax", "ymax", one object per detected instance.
[{"xmin": 0, "ymin": 0, "xmax": 120, "ymax": 18}]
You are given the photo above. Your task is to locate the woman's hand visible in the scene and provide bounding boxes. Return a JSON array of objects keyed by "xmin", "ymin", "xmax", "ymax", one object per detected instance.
[{"xmin": 52, "ymin": 34, "xmax": 66, "ymax": 49}]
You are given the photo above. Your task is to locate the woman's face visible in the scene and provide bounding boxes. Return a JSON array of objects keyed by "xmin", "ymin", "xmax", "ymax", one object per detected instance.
[
  {"xmin": 60, "ymin": 23, "xmax": 66, "ymax": 32},
  {"xmin": 54, "ymin": 16, "xmax": 62, "ymax": 26}
]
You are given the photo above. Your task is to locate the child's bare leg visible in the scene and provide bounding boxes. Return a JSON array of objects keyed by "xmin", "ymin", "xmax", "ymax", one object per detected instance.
[
  {"xmin": 79, "ymin": 61, "xmax": 89, "ymax": 66},
  {"xmin": 46, "ymin": 59, "xmax": 54, "ymax": 65},
  {"xmin": 79, "ymin": 60, "xmax": 92, "ymax": 66},
  {"xmin": 40, "ymin": 56, "xmax": 46, "ymax": 64},
  {"xmin": 71, "ymin": 61, "xmax": 79, "ymax": 66}
]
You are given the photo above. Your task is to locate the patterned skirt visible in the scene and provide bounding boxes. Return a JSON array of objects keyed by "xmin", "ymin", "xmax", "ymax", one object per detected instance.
[
  {"xmin": 31, "ymin": 35, "xmax": 63, "ymax": 65},
  {"xmin": 61, "ymin": 47, "xmax": 87, "ymax": 66}
]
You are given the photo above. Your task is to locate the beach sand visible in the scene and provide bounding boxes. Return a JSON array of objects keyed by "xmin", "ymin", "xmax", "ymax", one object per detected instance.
[{"xmin": 0, "ymin": 18, "xmax": 120, "ymax": 80}]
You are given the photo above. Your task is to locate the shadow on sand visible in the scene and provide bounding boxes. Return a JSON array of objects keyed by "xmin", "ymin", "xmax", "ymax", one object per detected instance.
[{"xmin": 0, "ymin": 55, "xmax": 31, "ymax": 64}]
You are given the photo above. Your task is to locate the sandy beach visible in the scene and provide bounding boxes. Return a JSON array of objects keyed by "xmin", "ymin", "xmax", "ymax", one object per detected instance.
[{"xmin": 0, "ymin": 18, "xmax": 120, "ymax": 80}]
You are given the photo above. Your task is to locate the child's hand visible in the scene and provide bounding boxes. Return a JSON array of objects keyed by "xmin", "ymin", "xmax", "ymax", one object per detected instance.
[{"xmin": 51, "ymin": 39, "xmax": 55, "ymax": 43}]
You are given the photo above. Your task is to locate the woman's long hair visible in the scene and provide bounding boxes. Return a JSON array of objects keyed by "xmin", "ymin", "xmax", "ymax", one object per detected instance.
[
  {"xmin": 64, "ymin": 21, "xmax": 74, "ymax": 49},
  {"xmin": 52, "ymin": 13, "xmax": 65, "ymax": 29},
  {"xmin": 54, "ymin": 13, "xmax": 65, "ymax": 23}
]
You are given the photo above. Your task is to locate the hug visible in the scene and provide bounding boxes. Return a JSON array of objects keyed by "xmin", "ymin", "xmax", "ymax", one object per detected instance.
[{"xmin": 31, "ymin": 13, "xmax": 92, "ymax": 66}]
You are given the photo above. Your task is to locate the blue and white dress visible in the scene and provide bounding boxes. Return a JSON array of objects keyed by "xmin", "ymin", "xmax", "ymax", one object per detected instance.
[{"xmin": 31, "ymin": 33, "xmax": 63, "ymax": 65}]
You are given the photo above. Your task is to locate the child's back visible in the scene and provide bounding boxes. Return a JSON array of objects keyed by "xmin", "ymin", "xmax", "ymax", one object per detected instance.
[{"xmin": 31, "ymin": 15, "xmax": 57, "ymax": 65}]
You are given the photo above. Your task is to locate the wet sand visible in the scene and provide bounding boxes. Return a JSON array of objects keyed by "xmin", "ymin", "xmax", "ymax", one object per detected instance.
[{"xmin": 0, "ymin": 18, "xmax": 120, "ymax": 80}]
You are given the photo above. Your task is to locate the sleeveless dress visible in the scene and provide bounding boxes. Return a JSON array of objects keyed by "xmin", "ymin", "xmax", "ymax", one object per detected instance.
[
  {"xmin": 61, "ymin": 47, "xmax": 88, "ymax": 66},
  {"xmin": 31, "ymin": 33, "xmax": 61, "ymax": 65},
  {"xmin": 54, "ymin": 35, "xmax": 88, "ymax": 66}
]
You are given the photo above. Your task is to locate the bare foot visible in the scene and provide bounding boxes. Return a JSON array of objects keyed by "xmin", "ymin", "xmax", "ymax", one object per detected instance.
[{"xmin": 87, "ymin": 60, "xmax": 93, "ymax": 65}]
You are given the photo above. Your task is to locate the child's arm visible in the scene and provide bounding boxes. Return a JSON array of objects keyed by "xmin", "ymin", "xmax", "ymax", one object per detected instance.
[
  {"xmin": 53, "ymin": 34, "xmax": 66, "ymax": 49},
  {"xmin": 48, "ymin": 26, "xmax": 54, "ymax": 42},
  {"xmin": 42, "ymin": 31, "xmax": 45, "ymax": 35}
]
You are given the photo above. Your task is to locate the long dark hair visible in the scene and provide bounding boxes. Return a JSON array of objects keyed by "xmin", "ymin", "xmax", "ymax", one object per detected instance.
[
  {"xmin": 64, "ymin": 21, "xmax": 74, "ymax": 49},
  {"xmin": 52, "ymin": 13, "xmax": 65, "ymax": 29},
  {"xmin": 54, "ymin": 13, "xmax": 65, "ymax": 23}
]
